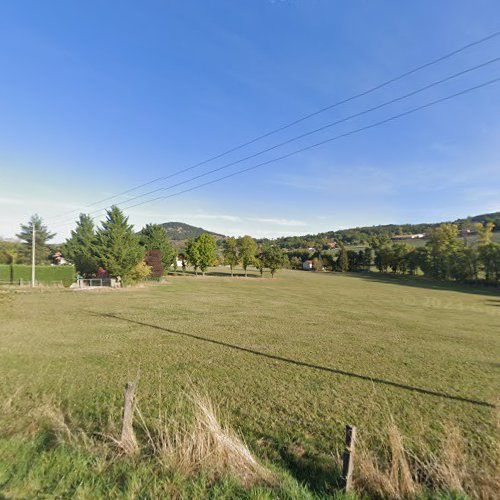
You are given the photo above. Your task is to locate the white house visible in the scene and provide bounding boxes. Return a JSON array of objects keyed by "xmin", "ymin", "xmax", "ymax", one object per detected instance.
[{"xmin": 302, "ymin": 260, "xmax": 314, "ymax": 270}]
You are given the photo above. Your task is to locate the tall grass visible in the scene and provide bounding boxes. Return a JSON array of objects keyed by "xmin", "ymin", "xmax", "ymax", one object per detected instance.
[
  {"xmin": 355, "ymin": 418, "xmax": 500, "ymax": 499},
  {"xmin": 2, "ymin": 386, "xmax": 498, "ymax": 498},
  {"xmin": 137, "ymin": 392, "xmax": 274, "ymax": 487}
]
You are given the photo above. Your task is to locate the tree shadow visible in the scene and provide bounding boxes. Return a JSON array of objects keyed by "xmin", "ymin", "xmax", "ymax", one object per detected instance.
[
  {"xmin": 485, "ymin": 299, "xmax": 500, "ymax": 307},
  {"xmin": 88, "ymin": 311, "xmax": 496, "ymax": 409},
  {"xmin": 278, "ymin": 445, "xmax": 343, "ymax": 495},
  {"xmin": 168, "ymin": 270, "xmax": 261, "ymax": 279},
  {"xmin": 353, "ymin": 272, "xmax": 500, "ymax": 297}
]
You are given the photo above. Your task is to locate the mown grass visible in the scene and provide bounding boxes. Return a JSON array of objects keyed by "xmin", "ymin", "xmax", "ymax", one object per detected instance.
[{"xmin": 0, "ymin": 269, "xmax": 498, "ymax": 498}]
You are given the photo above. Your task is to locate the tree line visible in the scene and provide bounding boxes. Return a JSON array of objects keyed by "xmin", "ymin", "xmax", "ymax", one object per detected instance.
[
  {"xmin": 3, "ymin": 210, "xmax": 498, "ymax": 286},
  {"xmin": 285, "ymin": 222, "xmax": 499, "ymax": 285},
  {"xmin": 367, "ymin": 222, "xmax": 499, "ymax": 284}
]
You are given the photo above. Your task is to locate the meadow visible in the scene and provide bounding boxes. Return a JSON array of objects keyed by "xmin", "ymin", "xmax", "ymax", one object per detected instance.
[{"xmin": 0, "ymin": 269, "xmax": 498, "ymax": 498}]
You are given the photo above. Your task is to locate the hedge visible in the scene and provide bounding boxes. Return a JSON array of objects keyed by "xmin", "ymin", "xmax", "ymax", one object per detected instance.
[{"xmin": 0, "ymin": 265, "xmax": 76, "ymax": 286}]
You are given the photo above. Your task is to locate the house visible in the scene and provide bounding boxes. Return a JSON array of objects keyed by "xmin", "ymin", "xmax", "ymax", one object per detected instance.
[
  {"xmin": 51, "ymin": 251, "xmax": 67, "ymax": 265},
  {"xmin": 302, "ymin": 260, "xmax": 314, "ymax": 270},
  {"xmin": 326, "ymin": 241, "xmax": 337, "ymax": 248},
  {"xmin": 391, "ymin": 233, "xmax": 426, "ymax": 241}
]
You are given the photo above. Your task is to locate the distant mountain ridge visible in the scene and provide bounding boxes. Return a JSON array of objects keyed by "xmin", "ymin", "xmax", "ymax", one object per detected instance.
[
  {"xmin": 156, "ymin": 211, "xmax": 499, "ymax": 247},
  {"xmin": 158, "ymin": 221, "xmax": 225, "ymax": 241}
]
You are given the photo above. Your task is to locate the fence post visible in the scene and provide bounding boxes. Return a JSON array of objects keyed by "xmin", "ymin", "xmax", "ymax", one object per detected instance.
[
  {"xmin": 341, "ymin": 425, "xmax": 357, "ymax": 492},
  {"xmin": 120, "ymin": 382, "xmax": 138, "ymax": 454}
]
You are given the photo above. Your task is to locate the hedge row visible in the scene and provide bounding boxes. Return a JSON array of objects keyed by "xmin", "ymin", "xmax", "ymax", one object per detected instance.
[{"xmin": 0, "ymin": 265, "xmax": 75, "ymax": 286}]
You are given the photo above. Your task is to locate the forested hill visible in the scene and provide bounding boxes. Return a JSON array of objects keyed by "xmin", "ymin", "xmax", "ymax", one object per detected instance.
[
  {"xmin": 155, "ymin": 212, "xmax": 498, "ymax": 247},
  {"xmin": 262, "ymin": 211, "xmax": 500, "ymax": 248},
  {"xmin": 158, "ymin": 222, "xmax": 225, "ymax": 241}
]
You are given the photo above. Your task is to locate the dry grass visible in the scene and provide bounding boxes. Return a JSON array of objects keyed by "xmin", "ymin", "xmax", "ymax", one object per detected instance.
[
  {"xmin": 138, "ymin": 392, "xmax": 274, "ymax": 487},
  {"xmin": 355, "ymin": 419, "xmax": 500, "ymax": 499}
]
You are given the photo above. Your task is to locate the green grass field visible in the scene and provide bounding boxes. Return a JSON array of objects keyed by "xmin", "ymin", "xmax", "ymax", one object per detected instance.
[{"xmin": 1, "ymin": 269, "xmax": 498, "ymax": 498}]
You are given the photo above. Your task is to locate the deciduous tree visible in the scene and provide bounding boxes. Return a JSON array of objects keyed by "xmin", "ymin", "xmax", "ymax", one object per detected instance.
[
  {"xmin": 223, "ymin": 237, "xmax": 239, "ymax": 277},
  {"xmin": 238, "ymin": 235, "xmax": 257, "ymax": 277},
  {"xmin": 139, "ymin": 223, "xmax": 175, "ymax": 271}
]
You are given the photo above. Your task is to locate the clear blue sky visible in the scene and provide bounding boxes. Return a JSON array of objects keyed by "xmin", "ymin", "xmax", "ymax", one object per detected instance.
[{"xmin": 1, "ymin": 1, "xmax": 499, "ymax": 241}]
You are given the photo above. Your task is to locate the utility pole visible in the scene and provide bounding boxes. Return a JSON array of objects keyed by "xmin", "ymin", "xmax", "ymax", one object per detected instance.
[{"xmin": 31, "ymin": 223, "xmax": 36, "ymax": 287}]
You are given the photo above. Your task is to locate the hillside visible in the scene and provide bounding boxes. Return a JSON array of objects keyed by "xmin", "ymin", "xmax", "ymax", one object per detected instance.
[
  {"xmin": 154, "ymin": 212, "xmax": 499, "ymax": 247},
  {"xmin": 158, "ymin": 222, "xmax": 225, "ymax": 241},
  {"xmin": 265, "ymin": 211, "xmax": 500, "ymax": 248}
]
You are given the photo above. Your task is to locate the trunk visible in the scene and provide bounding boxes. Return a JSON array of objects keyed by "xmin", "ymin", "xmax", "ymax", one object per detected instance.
[
  {"xmin": 244, "ymin": 266, "xmax": 247, "ymax": 278},
  {"xmin": 230, "ymin": 265, "xmax": 233, "ymax": 277}
]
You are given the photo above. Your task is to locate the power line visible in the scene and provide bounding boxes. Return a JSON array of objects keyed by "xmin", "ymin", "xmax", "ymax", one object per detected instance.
[
  {"xmin": 52, "ymin": 76, "xmax": 500, "ymax": 230},
  {"xmin": 48, "ymin": 29, "xmax": 500, "ymax": 222},
  {"xmin": 52, "ymin": 56, "xmax": 500, "ymax": 226}
]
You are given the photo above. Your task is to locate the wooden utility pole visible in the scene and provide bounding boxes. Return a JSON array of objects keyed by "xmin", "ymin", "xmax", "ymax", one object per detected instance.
[
  {"xmin": 341, "ymin": 425, "xmax": 357, "ymax": 492},
  {"xmin": 31, "ymin": 223, "xmax": 35, "ymax": 287}
]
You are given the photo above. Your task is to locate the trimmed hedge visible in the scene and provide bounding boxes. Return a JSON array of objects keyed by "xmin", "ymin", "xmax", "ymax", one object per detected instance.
[{"xmin": 0, "ymin": 265, "xmax": 75, "ymax": 286}]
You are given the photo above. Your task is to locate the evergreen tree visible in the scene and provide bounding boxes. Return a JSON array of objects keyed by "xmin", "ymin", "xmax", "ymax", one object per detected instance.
[
  {"xmin": 93, "ymin": 206, "xmax": 144, "ymax": 281},
  {"xmin": 16, "ymin": 214, "xmax": 56, "ymax": 264},
  {"xmin": 139, "ymin": 223, "xmax": 175, "ymax": 271},
  {"xmin": 63, "ymin": 214, "xmax": 99, "ymax": 277},
  {"xmin": 238, "ymin": 235, "xmax": 257, "ymax": 277},
  {"xmin": 223, "ymin": 237, "xmax": 239, "ymax": 277}
]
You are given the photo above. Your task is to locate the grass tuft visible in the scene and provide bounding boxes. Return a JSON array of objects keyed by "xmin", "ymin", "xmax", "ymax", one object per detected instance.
[{"xmin": 138, "ymin": 392, "xmax": 274, "ymax": 487}]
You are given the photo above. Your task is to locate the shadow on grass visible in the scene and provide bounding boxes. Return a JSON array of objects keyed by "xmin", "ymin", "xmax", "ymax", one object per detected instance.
[
  {"xmin": 279, "ymin": 446, "xmax": 342, "ymax": 495},
  {"xmin": 485, "ymin": 299, "xmax": 500, "ymax": 307},
  {"xmin": 353, "ymin": 271, "xmax": 500, "ymax": 297},
  {"xmin": 88, "ymin": 311, "xmax": 496, "ymax": 409},
  {"xmin": 168, "ymin": 270, "xmax": 262, "ymax": 279}
]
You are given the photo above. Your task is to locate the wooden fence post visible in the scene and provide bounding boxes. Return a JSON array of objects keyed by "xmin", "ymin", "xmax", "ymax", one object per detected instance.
[
  {"xmin": 341, "ymin": 425, "xmax": 357, "ymax": 492},
  {"xmin": 120, "ymin": 382, "xmax": 138, "ymax": 454}
]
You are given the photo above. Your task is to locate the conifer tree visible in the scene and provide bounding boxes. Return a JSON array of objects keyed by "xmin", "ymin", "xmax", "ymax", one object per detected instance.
[
  {"xmin": 93, "ymin": 206, "xmax": 144, "ymax": 280},
  {"xmin": 64, "ymin": 213, "xmax": 99, "ymax": 276},
  {"xmin": 16, "ymin": 214, "xmax": 56, "ymax": 264}
]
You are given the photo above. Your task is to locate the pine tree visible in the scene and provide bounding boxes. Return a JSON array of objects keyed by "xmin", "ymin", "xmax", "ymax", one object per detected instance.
[
  {"xmin": 63, "ymin": 214, "xmax": 99, "ymax": 277},
  {"xmin": 16, "ymin": 214, "xmax": 56, "ymax": 264},
  {"xmin": 93, "ymin": 206, "xmax": 144, "ymax": 280}
]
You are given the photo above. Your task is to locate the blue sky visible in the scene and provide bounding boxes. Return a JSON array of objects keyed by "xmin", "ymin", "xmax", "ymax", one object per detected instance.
[{"xmin": 1, "ymin": 0, "xmax": 499, "ymax": 241}]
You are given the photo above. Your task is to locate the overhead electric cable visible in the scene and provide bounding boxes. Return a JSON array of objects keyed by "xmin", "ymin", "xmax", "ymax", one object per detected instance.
[
  {"xmin": 48, "ymin": 29, "xmax": 500, "ymax": 222},
  {"xmin": 51, "ymin": 75, "xmax": 500, "ymax": 230},
  {"xmin": 52, "ymin": 56, "xmax": 500, "ymax": 226}
]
